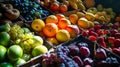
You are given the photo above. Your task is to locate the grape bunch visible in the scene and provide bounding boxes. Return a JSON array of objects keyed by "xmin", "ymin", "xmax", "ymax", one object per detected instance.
[
  {"xmin": 41, "ymin": 46, "xmax": 79, "ymax": 67},
  {"xmin": 8, "ymin": 24, "xmax": 24, "ymax": 40},
  {"xmin": 8, "ymin": 24, "xmax": 35, "ymax": 53},
  {"xmin": 10, "ymin": 0, "xmax": 50, "ymax": 21},
  {"xmin": 106, "ymin": 57, "xmax": 119, "ymax": 64}
]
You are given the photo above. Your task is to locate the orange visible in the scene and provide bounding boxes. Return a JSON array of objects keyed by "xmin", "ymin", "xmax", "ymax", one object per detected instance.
[
  {"xmin": 45, "ymin": 15, "xmax": 58, "ymax": 24},
  {"xmin": 59, "ymin": 4, "xmax": 68, "ymax": 13},
  {"xmin": 77, "ymin": 17, "xmax": 90, "ymax": 29},
  {"xmin": 56, "ymin": 13, "xmax": 65, "ymax": 21},
  {"xmin": 43, "ymin": 23, "xmax": 58, "ymax": 37},
  {"xmin": 69, "ymin": 14, "xmax": 79, "ymax": 24},
  {"xmin": 50, "ymin": 2, "xmax": 59, "ymax": 11},
  {"xmin": 58, "ymin": 18, "xmax": 71, "ymax": 29}
]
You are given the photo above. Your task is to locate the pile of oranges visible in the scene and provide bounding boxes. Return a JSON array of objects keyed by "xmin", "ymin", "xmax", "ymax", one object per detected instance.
[{"xmin": 31, "ymin": 13, "xmax": 81, "ymax": 46}]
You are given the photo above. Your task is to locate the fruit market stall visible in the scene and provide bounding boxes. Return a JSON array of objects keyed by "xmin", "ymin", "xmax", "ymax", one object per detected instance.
[
  {"xmin": 18, "ymin": 35, "xmax": 120, "ymax": 67},
  {"xmin": 0, "ymin": 0, "xmax": 120, "ymax": 67}
]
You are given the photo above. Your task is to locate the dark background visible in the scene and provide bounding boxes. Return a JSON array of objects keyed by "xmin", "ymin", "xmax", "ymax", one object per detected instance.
[{"xmin": 95, "ymin": 0, "xmax": 120, "ymax": 14}]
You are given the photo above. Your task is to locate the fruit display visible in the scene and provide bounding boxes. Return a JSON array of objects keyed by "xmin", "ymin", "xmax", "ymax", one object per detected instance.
[
  {"xmin": 18, "ymin": 35, "xmax": 120, "ymax": 67},
  {"xmin": 30, "ymin": 14, "xmax": 80, "ymax": 46},
  {"xmin": 36, "ymin": 0, "xmax": 86, "ymax": 13},
  {"xmin": 0, "ymin": 22, "xmax": 52, "ymax": 67},
  {"xmin": 56, "ymin": 4, "xmax": 120, "ymax": 57},
  {"xmin": 0, "ymin": 0, "xmax": 120, "ymax": 67},
  {"xmin": 10, "ymin": 0, "xmax": 52, "ymax": 21}
]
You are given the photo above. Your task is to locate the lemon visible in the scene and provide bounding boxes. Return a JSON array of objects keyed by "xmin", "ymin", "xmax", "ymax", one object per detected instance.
[
  {"xmin": 31, "ymin": 19, "xmax": 45, "ymax": 31},
  {"xmin": 56, "ymin": 30, "xmax": 70, "ymax": 42}
]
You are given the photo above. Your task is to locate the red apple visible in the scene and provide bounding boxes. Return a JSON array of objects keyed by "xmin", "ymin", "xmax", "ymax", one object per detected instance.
[
  {"xmin": 66, "ymin": 25, "xmax": 80, "ymax": 38},
  {"xmin": 95, "ymin": 48, "xmax": 107, "ymax": 60}
]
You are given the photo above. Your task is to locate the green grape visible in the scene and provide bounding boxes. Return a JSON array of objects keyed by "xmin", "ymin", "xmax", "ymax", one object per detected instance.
[
  {"xmin": 24, "ymin": 33, "xmax": 33, "ymax": 39},
  {"xmin": 26, "ymin": 39, "xmax": 34, "ymax": 45},
  {"xmin": 15, "ymin": 39, "xmax": 21, "ymax": 44},
  {"xmin": 20, "ymin": 41, "xmax": 32, "ymax": 53}
]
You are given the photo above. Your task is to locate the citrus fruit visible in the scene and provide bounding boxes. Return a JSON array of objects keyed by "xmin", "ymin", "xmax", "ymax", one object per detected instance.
[
  {"xmin": 14, "ymin": 58, "xmax": 26, "ymax": 67},
  {"xmin": 47, "ymin": 37, "xmax": 59, "ymax": 46},
  {"xmin": 69, "ymin": 14, "xmax": 79, "ymax": 24},
  {"xmin": 45, "ymin": 15, "xmax": 58, "ymax": 24},
  {"xmin": 56, "ymin": 29, "xmax": 70, "ymax": 42},
  {"xmin": 7, "ymin": 45, "xmax": 23, "ymax": 61},
  {"xmin": 32, "ymin": 45, "xmax": 48, "ymax": 57},
  {"xmin": 0, "ymin": 62, "xmax": 13, "ymax": 67},
  {"xmin": 58, "ymin": 18, "xmax": 71, "ymax": 29},
  {"xmin": 50, "ymin": 2, "xmax": 59, "ymax": 11},
  {"xmin": 59, "ymin": 4, "xmax": 68, "ymax": 13},
  {"xmin": 43, "ymin": 23, "xmax": 58, "ymax": 37},
  {"xmin": 0, "ymin": 32, "xmax": 10, "ymax": 46},
  {"xmin": 56, "ymin": 13, "xmax": 65, "ymax": 21},
  {"xmin": 31, "ymin": 19, "xmax": 45, "ymax": 31},
  {"xmin": 0, "ymin": 45, "xmax": 7, "ymax": 61}
]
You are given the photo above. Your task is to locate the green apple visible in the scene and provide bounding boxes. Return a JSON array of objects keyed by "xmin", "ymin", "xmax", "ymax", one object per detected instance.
[
  {"xmin": 0, "ymin": 23, "xmax": 10, "ymax": 32},
  {"xmin": 14, "ymin": 58, "xmax": 26, "ymax": 67},
  {"xmin": 31, "ymin": 36, "xmax": 43, "ymax": 48},
  {"xmin": 22, "ymin": 27, "xmax": 30, "ymax": 33},
  {"xmin": 0, "ymin": 45, "xmax": 7, "ymax": 61},
  {"xmin": 7, "ymin": 45, "xmax": 23, "ymax": 61},
  {"xmin": 32, "ymin": 45, "xmax": 48, "ymax": 57},
  {"xmin": 0, "ymin": 32, "xmax": 10, "ymax": 46}
]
